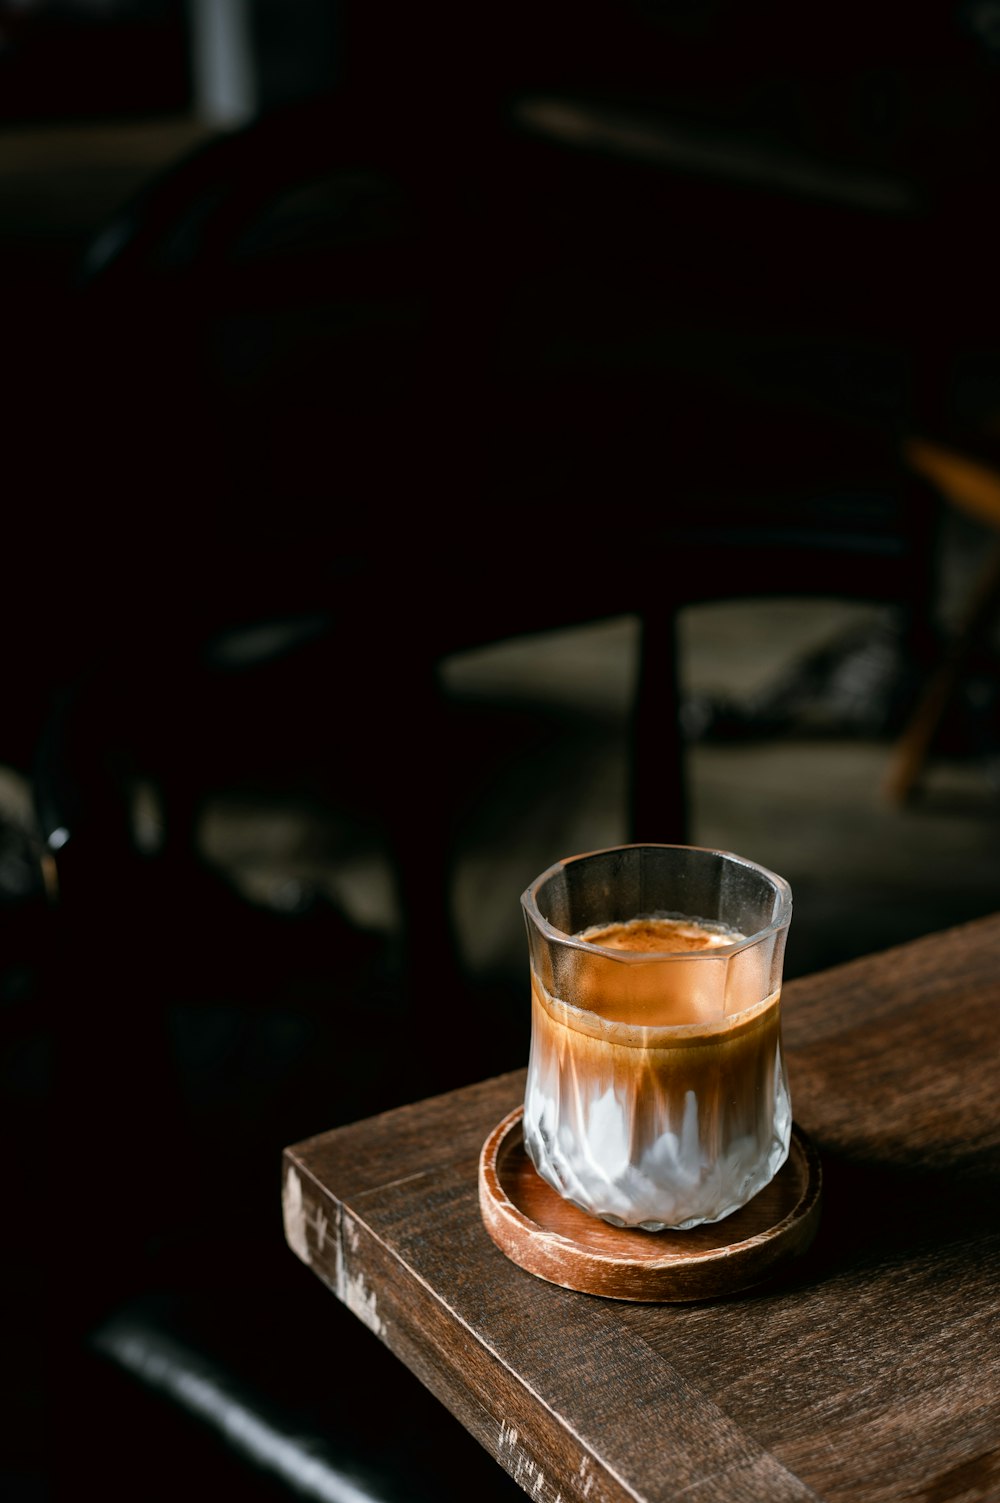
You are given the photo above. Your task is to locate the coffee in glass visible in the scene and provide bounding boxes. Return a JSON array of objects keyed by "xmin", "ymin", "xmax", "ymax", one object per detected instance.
[{"xmin": 521, "ymin": 843, "xmax": 793, "ymax": 1230}]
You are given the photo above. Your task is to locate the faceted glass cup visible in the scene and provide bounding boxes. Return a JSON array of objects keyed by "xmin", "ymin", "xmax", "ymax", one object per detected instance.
[{"xmin": 521, "ymin": 843, "xmax": 793, "ymax": 1230}]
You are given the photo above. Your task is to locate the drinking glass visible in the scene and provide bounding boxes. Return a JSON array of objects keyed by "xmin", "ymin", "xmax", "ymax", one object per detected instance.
[{"xmin": 521, "ymin": 843, "xmax": 793, "ymax": 1230}]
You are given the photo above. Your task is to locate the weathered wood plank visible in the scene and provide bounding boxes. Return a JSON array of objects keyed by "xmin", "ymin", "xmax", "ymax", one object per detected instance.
[
  {"xmin": 283, "ymin": 912, "xmax": 1000, "ymax": 1503},
  {"xmin": 285, "ymin": 1149, "xmax": 819, "ymax": 1503}
]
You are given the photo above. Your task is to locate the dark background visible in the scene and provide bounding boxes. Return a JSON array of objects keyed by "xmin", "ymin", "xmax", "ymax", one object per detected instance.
[{"xmin": 3, "ymin": 4, "xmax": 1000, "ymax": 1500}]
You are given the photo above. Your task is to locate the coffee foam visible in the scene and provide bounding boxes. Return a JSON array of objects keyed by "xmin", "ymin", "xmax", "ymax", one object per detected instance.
[{"xmin": 579, "ymin": 916, "xmax": 741, "ymax": 953}]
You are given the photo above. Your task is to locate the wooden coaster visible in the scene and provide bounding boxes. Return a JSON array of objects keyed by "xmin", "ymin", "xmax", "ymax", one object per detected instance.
[{"xmin": 479, "ymin": 1106, "xmax": 822, "ymax": 1303}]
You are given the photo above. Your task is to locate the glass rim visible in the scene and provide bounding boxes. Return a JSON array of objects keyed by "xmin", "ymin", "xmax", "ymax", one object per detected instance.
[{"xmin": 520, "ymin": 842, "xmax": 793, "ymax": 961}]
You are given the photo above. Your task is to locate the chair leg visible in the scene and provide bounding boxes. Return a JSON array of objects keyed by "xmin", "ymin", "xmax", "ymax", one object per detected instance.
[
  {"xmin": 628, "ymin": 608, "xmax": 689, "ymax": 845},
  {"xmin": 882, "ymin": 538, "xmax": 1000, "ymax": 804}
]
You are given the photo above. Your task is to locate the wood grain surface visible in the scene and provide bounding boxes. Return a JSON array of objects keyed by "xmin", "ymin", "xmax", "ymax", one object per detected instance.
[{"xmin": 283, "ymin": 912, "xmax": 1000, "ymax": 1503}]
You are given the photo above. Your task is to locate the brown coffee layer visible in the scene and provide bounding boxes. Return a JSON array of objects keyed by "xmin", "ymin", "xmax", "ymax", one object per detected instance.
[{"xmin": 554, "ymin": 915, "xmax": 767, "ymax": 1027}]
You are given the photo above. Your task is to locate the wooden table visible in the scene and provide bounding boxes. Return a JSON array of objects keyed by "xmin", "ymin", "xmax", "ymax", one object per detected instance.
[{"xmin": 282, "ymin": 914, "xmax": 1000, "ymax": 1503}]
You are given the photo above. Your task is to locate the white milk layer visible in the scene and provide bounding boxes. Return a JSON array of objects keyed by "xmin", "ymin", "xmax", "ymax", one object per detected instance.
[{"xmin": 523, "ymin": 981, "xmax": 791, "ymax": 1230}]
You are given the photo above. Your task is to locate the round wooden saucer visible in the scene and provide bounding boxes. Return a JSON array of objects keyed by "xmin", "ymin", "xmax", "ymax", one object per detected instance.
[{"xmin": 479, "ymin": 1106, "xmax": 822, "ymax": 1303}]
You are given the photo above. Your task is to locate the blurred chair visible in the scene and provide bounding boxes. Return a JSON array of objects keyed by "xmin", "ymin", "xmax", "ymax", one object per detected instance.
[
  {"xmin": 884, "ymin": 436, "xmax": 1000, "ymax": 803},
  {"xmin": 31, "ymin": 85, "xmax": 949, "ymax": 1502}
]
